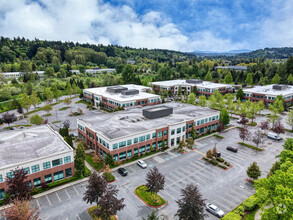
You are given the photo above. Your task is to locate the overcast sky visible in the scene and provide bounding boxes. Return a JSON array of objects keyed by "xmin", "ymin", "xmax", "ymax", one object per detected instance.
[{"xmin": 0, "ymin": 0, "xmax": 292, "ymax": 52}]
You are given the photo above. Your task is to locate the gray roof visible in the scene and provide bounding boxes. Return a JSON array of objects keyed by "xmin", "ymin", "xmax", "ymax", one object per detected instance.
[
  {"xmin": 79, "ymin": 102, "xmax": 219, "ymax": 140},
  {"xmin": 214, "ymin": 66, "xmax": 247, "ymax": 71},
  {"xmin": 0, "ymin": 125, "xmax": 72, "ymax": 168}
]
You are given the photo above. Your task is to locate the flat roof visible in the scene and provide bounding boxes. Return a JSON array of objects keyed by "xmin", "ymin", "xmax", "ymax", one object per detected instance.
[
  {"xmin": 84, "ymin": 84, "xmax": 159, "ymax": 102},
  {"xmin": 79, "ymin": 102, "xmax": 218, "ymax": 140},
  {"xmin": 151, "ymin": 80, "xmax": 230, "ymax": 89},
  {"xmin": 0, "ymin": 125, "xmax": 72, "ymax": 168},
  {"xmin": 214, "ymin": 66, "xmax": 247, "ymax": 70},
  {"xmin": 243, "ymin": 85, "xmax": 293, "ymax": 96}
]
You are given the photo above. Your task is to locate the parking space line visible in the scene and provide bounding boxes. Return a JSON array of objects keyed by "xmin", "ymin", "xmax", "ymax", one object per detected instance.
[
  {"xmin": 73, "ymin": 185, "xmax": 80, "ymax": 195},
  {"xmin": 56, "ymin": 192, "xmax": 61, "ymax": 202},
  {"xmin": 36, "ymin": 199, "xmax": 41, "ymax": 210},
  {"xmin": 193, "ymin": 149, "xmax": 206, "ymax": 156},
  {"xmin": 76, "ymin": 214, "xmax": 81, "ymax": 220},
  {"xmin": 46, "ymin": 195, "xmax": 52, "ymax": 206},
  {"xmin": 65, "ymin": 189, "xmax": 71, "ymax": 198}
]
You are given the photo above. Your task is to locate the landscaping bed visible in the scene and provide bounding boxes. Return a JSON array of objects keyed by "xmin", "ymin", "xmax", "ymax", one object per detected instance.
[
  {"xmin": 135, "ymin": 185, "xmax": 167, "ymax": 207},
  {"xmin": 4, "ymin": 124, "xmax": 32, "ymax": 129},
  {"xmin": 238, "ymin": 142, "xmax": 263, "ymax": 151},
  {"xmin": 59, "ymin": 107, "xmax": 71, "ymax": 111},
  {"xmin": 88, "ymin": 206, "xmax": 117, "ymax": 220},
  {"xmin": 85, "ymin": 154, "xmax": 103, "ymax": 171},
  {"xmin": 248, "ymin": 121, "xmax": 257, "ymax": 126},
  {"xmin": 213, "ymin": 134, "xmax": 224, "ymax": 139},
  {"xmin": 103, "ymin": 172, "xmax": 115, "ymax": 182},
  {"xmin": 202, "ymin": 157, "xmax": 231, "ymax": 170},
  {"xmin": 52, "ymin": 120, "xmax": 61, "ymax": 123}
]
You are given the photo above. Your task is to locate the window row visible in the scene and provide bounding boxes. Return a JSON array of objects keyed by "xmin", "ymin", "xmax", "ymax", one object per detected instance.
[{"xmin": 113, "ymin": 133, "xmax": 157, "ymax": 149}]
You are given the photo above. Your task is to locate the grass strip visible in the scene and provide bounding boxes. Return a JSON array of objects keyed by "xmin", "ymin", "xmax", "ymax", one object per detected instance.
[
  {"xmin": 135, "ymin": 185, "xmax": 166, "ymax": 207},
  {"xmin": 238, "ymin": 142, "xmax": 263, "ymax": 151}
]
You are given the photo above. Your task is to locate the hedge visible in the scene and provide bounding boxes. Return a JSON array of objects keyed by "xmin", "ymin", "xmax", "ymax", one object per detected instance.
[
  {"xmin": 218, "ymin": 163, "xmax": 227, "ymax": 169},
  {"xmin": 242, "ymin": 195, "xmax": 260, "ymax": 211},
  {"xmin": 222, "ymin": 212, "xmax": 242, "ymax": 220},
  {"xmin": 238, "ymin": 142, "xmax": 263, "ymax": 151},
  {"xmin": 216, "ymin": 157, "xmax": 225, "ymax": 162}
]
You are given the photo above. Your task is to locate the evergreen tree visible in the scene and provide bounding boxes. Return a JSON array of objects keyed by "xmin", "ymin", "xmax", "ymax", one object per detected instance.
[
  {"xmin": 74, "ymin": 143, "xmax": 86, "ymax": 177},
  {"xmin": 245, "ymin": 73, "xmax": 253, "ymax": 85},
  {"xmin": 271, "ymin": 74, "xmax": 280, "ymax": 84},
  {"xmin": 224, "ymin": 72, "xmax": 233, "ymax": 84},
  {"xmin": 204, "ymin": 71, "xmax": 213, "ymax": 81},
  {"xmin": 246, "ymin": 162, "xmax": 261, "ymax": 180}
]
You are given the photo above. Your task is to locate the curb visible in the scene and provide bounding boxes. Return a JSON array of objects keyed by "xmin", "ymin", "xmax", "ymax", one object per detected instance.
[{"xmin": 134, "ymin": 186, "xmax": 168, "ymax": 209}]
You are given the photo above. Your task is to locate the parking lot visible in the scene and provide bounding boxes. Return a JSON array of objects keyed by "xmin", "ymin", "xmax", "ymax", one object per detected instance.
[{"xmin": 0, "ymin": 126, "xmax": 286, "ymax": 220}]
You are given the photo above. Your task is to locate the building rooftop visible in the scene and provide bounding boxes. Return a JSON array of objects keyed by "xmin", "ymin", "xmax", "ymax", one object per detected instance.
[
  {"xmin": 151, "ymin": 80, "xmax": 231, "ymax": 89},
  {"xmin": 0, "ymin": 125, "xmax": 72, "ymax": 168},
  {"xmin": 84, "ymin": 84, "xmax": 160, "ymax": 102},
  {"xmin": 79, "ymin": 102, "xmax": 218, "ymax": 140},
  {"xmin": 243, "ymin": 84, "xmax": 293, "ymax": 96}
]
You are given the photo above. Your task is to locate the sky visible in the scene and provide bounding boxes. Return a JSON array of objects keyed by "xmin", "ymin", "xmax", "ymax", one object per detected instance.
[{"xmin": 0, "ymin": 0, "xmax": 292, "ymax": 52}]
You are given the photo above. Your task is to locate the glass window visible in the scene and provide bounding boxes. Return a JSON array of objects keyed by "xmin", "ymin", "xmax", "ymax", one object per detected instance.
[
  {"xmin": 183, "ymin": 126, "xmax": 186, "ymax": 132},
  {"xmin": 205, "ymin": 118, "xmax": 208, "ymax": 123},
  {"xmin": 216, "ymin": 115, "xmax": 219, "ymax": 120},
  {"xmin": 201, "ymin": 119, "xmax": 204, "ymax": 124},
  {"xmin": 171, "ymin": 138, "xmax": 174, "ymax": 146},
  {"xmin": 171, "ymin": 129, "xmax": 175, "ymax": 135},
  {"xmin": 197, "ymin": 120, "xmax": 200, "ymax": 125},
  {"xmin": 31, "ymin": 165, "xmax": 40, "ymax": 173},
  {"xmin": 52, "ymin": 158, "xmax": 63, "ymax": 167},
  {"xmin": 45, "ymin": 174, "xmax": 52, "ymax": 183},
  {"xmin": 134, "ymin": 148, "xmax": 138, "ymax": 155},
  {"xmin": 146, "ymin": 144, "xmax": 150, "ymax": 151},
  {"xmin": 0, "ymin": 175, "xmax": 3, "ymax": 183},
  {"xmin": 163, "ymin": 130, "xmax": 167, "ymax": 135},
  {"xmin": 6, "ymin": 172, "xmax": 14, "ymax": 178},
  {"xmin": 189, "ymin": 123, "xmax": 193, "ymax": 128},
  {"xmin": 64, "ymin": 156, "xmax": 71, "ymax": 164},
  {"xmin": 119, "ymin": 141, "xmax": 126, "ymax": 148},
  {"xmin": 33, "ymin": 177, "xmax": 41, "ymax": 187},
  {"xmin": 127, "ymin": 150, "xmax": 132, "ymax": 157},
  {"xmin": 54, "ymin": 171, "xmax": 64, "ymax": 181},
  {"xmin": 139, "ymin": 146, "xmax": 145, "ymax": 153},
  {"xmin": 152, "ymin": 133, "xmax": 156, "ymax": 138},
  {"xmin": 177, "ymin": 128, "xmax": 181, "ymax": 134},
  {"xmin": 146, "ymin": 134, "xmax": 150, "ymax": 140},
  {"xmin": 65, "ymin": 168, "xmax": 72, "ymax": 177},
  {"xmin": 134, "ymin": 138, "xmax": 138, "ymax": 143},
  {"xmin": 113, "ymin": 154, "xmax": 118, "ymax": 162},
  {"xmin": 127, "ymin": 139, "xmax": 132, "ymax": 146},
  {"xmin": 139, "ymin": 136, "xmax": 145, "ymax": 142},
  {"xmin": 119, "ymin": 152, "xmax": 126, "ymax": 160},
  {"xmin": 23, "ymin": 167, "xmax": 30, "ymax": 174},
  {"xmin": 152, "ymin": 143, "xmax": 156, "ymax": 149},
  {"xmin": 0, "ymin": 189, "xmax": 4, "ymax": 200},
  {"xmin": 157, "ymin": 131, "xmax": 163, "ymax": 137},
  {"xmin": 43, "ymin": 162, "xmax": 51, "ymax": 170},
  {"xmin": 113, "ymin": 143, "xmax": 118, "ymax": 150}
]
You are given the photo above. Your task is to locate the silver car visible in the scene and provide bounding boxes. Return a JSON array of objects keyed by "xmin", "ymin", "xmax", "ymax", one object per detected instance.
[
  {"xmin": 206, "ymin": 203, "xmax": 225, "ymax": 218},
  {"xmin": 137, "ymin": 160, "xmax": 147, "ymax": 169}
]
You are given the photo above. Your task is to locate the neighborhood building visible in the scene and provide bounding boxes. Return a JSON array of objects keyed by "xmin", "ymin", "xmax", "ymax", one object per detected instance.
[
  {"xmin": 83, "ymin": 84, "xmax": 161, "ymax": 111},
  {"xmin": 77, "ymin": 102, "xmax": 220, "ymax": 162},
  {"xmin": 0, "ymin": 125, "xmax": 74, "ymax": 200},
  {"xmin": 151, "ymin": 79, "xmax": 233, "ymax": 97},
  {"xmin": 243, "ymin": 84, "xmax": 293, "ymax": 106},
  {"xmin": 214, "ymin": 66, "xmax": 247, "ymax": 71},
  {"xmin": 70, "ymin": 68, "xmax": 116, "ymax": 75},
  {"xmin": 0, "ymin": 71, "xmax": 45, "ymax": 79}
]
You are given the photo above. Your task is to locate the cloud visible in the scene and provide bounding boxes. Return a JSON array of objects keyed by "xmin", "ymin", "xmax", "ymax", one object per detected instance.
[{"xmin": 0, "ymin": 0, "xmax": 248, "ymax": 52}]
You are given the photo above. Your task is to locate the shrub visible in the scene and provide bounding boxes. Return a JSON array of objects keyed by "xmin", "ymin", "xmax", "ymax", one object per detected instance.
[
  {"xmin": 224, "ymin": 161, "xmax": 230, "ymax": 166},
  {"xmin": 216, "ymin": 157, "xmax": 224, "ymax": 162},
  {"xmin": 242, "ymin": 195, "xmax": 260, "ymax": 211},
  {"xmin": 234, "ymin": 205, "xmax": 244, "ymax": 216},
  {"xmin": 103, "ymin": 172, "xmax": 115, "ymax": 182},
  {"xmin": 209, "ymin": 159, "xmax": 218, "ymax": 165},
  {"xmin": 203, "ymin": 157, "xmax": 209, "ymax": 161},
  {"xmin": 222, "ymin": 212, "xmax": 242, "ymax": 220},
  {"xmin": 218, "ymin": 163, "xmax": 227, "ymax": 169}
]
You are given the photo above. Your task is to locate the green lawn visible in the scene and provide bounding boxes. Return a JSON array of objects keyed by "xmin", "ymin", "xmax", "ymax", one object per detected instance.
[
  {"xmin": 85, "ymin": 154, "xmax": 103, "ymax": 171},
  {"xmin": 135, "ymin": 185, "xmax": 166, "ymax": 207},
  {"xmin": 238, "ymin": 142, "xmax": 263, "ymax": 151},
  {"xmin": 213, "ymin": 134, "xmax": 224, "ymax": 139},
  {"xmin": 43, "ymin": 113, "xmax": 52, "ymax": 117},
  {"xmin": 243, "ymin": 208, "xmax": 258, "ymax": 220},
  {"xmin": 88, "ymin": 206, "xmax": 116, "ymax": 220},
  {"xmin": 52, "ymin": 120, "xmax": 61, "ymax": 123},
  {"xmin": 59, "ymin": 107, "xmax": 71, "ymax": 111},
  {"xmin": 4, "ymin": 124, "xmax": 32, "ymax": 129}
]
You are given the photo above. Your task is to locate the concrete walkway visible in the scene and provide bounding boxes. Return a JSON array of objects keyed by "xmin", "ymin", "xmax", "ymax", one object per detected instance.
[{"xmin": 254, "ymin": 208, "xmax": 262, "ymax": 220}]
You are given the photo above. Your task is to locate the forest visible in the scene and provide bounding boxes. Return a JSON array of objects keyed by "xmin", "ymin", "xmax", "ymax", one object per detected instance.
[{"xmin": 0, "ymin": 36, "xmax": 293, "ymax": 113}]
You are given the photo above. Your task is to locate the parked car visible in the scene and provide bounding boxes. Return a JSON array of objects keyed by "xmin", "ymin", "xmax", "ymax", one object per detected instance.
[
  {"xmin": 213, "ymin": 152, "xmax": 221, "ymax": 157},
  {"xmin": 71, "ymin": 133, "xmax": 78, "ymax": 137},
  {"xmin": 226, "ymin": 146, "xmax": 238, "ymax": 153},
  {"xmin": 206, "ymin": 203, "xmax": 225, "ymax": 218},
  {"xmin": 118, "ymin": 167, "xmax": 128, "ymax": 176},
  {"xmin": 267, "ymin": 132, "xmax": 281, "ymax": 140},
  {"xmin": 137, "ymin": 160, "xmax": 147, "ymax": 169},
  {"xmin": 237, "ymin": 118, "xmax": 243, "ymax": 123},
  {"xmin": 10, "ymin": 127, "xmax": 16, "ymax": 130}
]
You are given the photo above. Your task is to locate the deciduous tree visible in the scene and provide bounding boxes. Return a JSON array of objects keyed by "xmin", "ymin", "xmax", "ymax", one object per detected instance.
[
  {"xmin": 145, "ymin": 167, "xmax": 165, "ymax": 202},
  {"xmin": 220, "ymin": 108, "xmax": 230, "ymax": 125},
  {"xmin": 272, "ymin": 120, "xmax": 285, "ymax": 136},
  {"xmin": 2, "ymin": 112, "xmax": 15, "ymax": 126},
  {"xmin": 20, "ymin": 93, "xmax": 31, "ymax": 113},
  {"xmin": 64, "ymin": 97, "xmax": 72, "ymax": 106},
  {"xmin": 239, "ymin": 127, "xmax": 250, "ymax": 143},
  {"xmin": 252, "ymin": 129, "xmax": 265, "ymax": 148},
  {"xmin": 236, "ymin": 88, "xmax": 244, "ymax": 100},
  {"xmin": 198, "ymin": 95, "xmax": 207, "ymax": 107},
  {"xmin": 187, "ymin": 92, "xmax": 195, "ymax": 104},
  {"xmin": 29, "ymin": 114, "xmax": 43, "ymax": 125},
  {"xmin": 246, "ymin": 162, "xmax": 261, "ymax": 180},
  {"xmin": 176, "ymin": 184, "xmax": 206, "ymax": 220},
  {"xmin": 286, "ymin": 109, "xmax": 293, "ymax": 131}
]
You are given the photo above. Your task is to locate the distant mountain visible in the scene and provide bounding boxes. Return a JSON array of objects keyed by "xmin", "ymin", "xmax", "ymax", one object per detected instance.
[
  {"xmin": 196, "ymin": 47, "xmax": 293, "ymax": 59},
  {"xmin": 193, "ymin": 49, "xmax": 251, "ymax": 57}
]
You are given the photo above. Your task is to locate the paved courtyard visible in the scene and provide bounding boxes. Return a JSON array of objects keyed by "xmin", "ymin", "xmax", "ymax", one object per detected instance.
[{"xmin": 6, "ymin": 125, "xmax": 284, "ymax": 220}]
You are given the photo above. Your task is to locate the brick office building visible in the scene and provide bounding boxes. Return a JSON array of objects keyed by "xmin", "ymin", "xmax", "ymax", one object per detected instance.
[
  {"xmin": 151, "ymin": 79, "xmax": 233, "ymax": 97},
  {"xmin": 0, "ymin": 125, "xmax": 74, "ymax": 200},
  {"xmin": 83, "ymin": 84, "xmax": 161, "ymax": 111},
  {"xmin": 77, "ymin": 102, "xmax": 219, "ymax": 162},
  {"xmin": 243, "ymin": 84, "xmax": 293, "ymax": 106}
]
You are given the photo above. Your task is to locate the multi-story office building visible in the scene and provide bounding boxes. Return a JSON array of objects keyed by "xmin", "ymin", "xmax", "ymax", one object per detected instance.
[
  {"xmin": 243, "ymin": 84, "xmax": 293, "ymax": 106},
  {"xmin": 0, "ymin": 125, "xmax": 74, "ymax": 200},
  {"xmin": 77, "ymin": 102, "xmax": 219, "ymax": 162},
  {"xmin": 151, "ymin": 79, "xmax": 233, "ymax": 97},
  {"xmin": 0, "ymin": 71, "xmax": 45, "ymax": 79},
  {"xmin": 83, "ymin": 84, "xmax": 161, "ymax": 111}
]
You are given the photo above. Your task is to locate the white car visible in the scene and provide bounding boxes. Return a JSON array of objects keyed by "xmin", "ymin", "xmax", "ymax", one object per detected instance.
[
  {"xmin": 206, "ymin": 203, "xmax": 225, "ymax": 218},
  {"xmin": 137, "ymin": 160, "xmax": 147, "ymax": 169},
  {"xmin": 237, "ymin": 118, "xmax": 242, "ymax": 123}
]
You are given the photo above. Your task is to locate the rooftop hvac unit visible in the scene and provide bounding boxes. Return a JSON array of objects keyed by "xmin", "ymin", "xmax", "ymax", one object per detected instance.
[
  {"xmin": 143, "ymin": 106, "xmax": 173, "ymax": 119},
  {"xmin": 121, "ymin": 89, "xmax": 139, "ymax": 95},
  {"xmin": 272, "ymin": 85, "xmax": 288, "ymax": 90},
  {"xmin": 186, "ymin": 79, "xmax": 203, "ymax": 84},
  {"xmin": 107, "ymin": 86, "xmax": 128, "ymax": 93}
]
